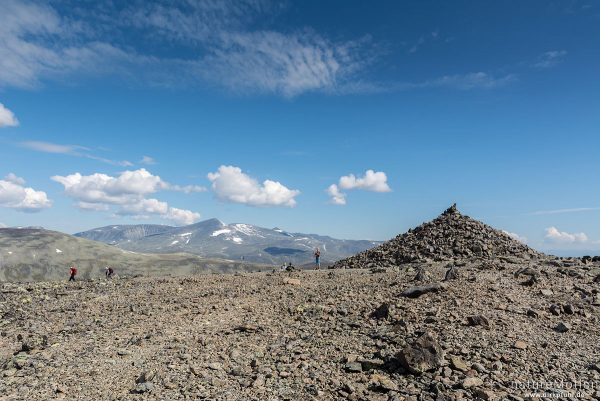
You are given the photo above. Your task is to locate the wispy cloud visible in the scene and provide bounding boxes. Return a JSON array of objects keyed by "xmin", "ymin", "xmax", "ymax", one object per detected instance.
[
  {"xmin": 0, "ymin": 1, "xmax": 517, "ymax": 97},
  {"xmin": 529, "ymin": 207, "xmax": 600, "ymax": 215},
  {"xmin": 200, "ymin": 30, "xmax": 375, "ymax": 97},
  {"xmin": 534, "ymin": 50, "xmax": 567, "ymax": 69},
  {"xmin": 418, "ymin": 72, "xmax": 516, "ymax": 90},
  {"xmin": 0, "ymin": 103, "xmax": 19, "ymax": 127},
  {"xmin": 19, "ymin": 140, "xmax": 133, "ymax": 166},
  {"xmin": 140, "ymin": 155, "xmax": 156, "ymax": 165},
  {"xmin": 408, "ymin": 30, "xmax": 440, "ymax": 54}
]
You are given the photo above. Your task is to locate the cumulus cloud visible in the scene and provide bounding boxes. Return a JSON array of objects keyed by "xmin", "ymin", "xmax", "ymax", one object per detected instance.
[
  {"xmin": 4, "ymin": 172, "xmax": 25, "ymax": 185},
  {"xmin": 502, "ymin": 230, "xmax": 528, "ymax": 244},
  {"xmin": 0, "ymin": 173, "xmax": 51, "ymax": 212},
  {"xmin": 0, "ymin": 103, "xmax": 19, "ymax": 127},
  {"xmin": 51, "ymin": 168, "xmax": 202, "ymax": 225},
  {"xmin": 338, "ymin": 170, "xmax": 392, "ymax": 192},
  {"xmin": 207, "ymin": 165, "xmax": 299, "ymax": 207},
  {"xmin": 327, "ymin": 184, "xmax": 346, "ymax": 206},
  {"xmin": 327, "ymin": 170, "xmax": 391, "ymax": 205},
  {"xmin": 544, "ymin": 227, "xmax": 588, "ymax": 244}
]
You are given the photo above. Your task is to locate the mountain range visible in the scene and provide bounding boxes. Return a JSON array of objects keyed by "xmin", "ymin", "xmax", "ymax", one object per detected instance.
[
  {"xmin": 0, "ymin": 227, "xmax": 270, "ymax": 282},
  {"xmin": 74, "ymin": 218, "xmax": 380, "ymax": 266}
]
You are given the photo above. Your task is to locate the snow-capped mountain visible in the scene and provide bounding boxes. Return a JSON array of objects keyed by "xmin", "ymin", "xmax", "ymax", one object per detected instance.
[{"xmin": 75, "ymin": 219, "xmax": 380, "ymax": 265}]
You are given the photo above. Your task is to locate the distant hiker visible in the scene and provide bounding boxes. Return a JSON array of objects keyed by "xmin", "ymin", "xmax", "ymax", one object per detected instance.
[
  {"xmin": 105, "ymin": 266, "xmax": 114, "ymax": 279},
  {"xmin": 69, "ymin": 266, "xmax": 77, "ymax": 282},
  {"xmin": 314, "ymin": 248, "xmax": 321, "ymax": 270}
]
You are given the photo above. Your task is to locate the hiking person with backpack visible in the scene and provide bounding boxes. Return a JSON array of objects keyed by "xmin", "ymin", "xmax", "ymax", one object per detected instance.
[
  {"xmin": 69, "ymin": 266, "xmax": 77, "ymax": 281},
  {"xmin": 314, "ymin": 248, "xmax": 321, "ymax": 270},
  {"xmin": 105, "ymin": 266, "xmax": 114, "ymax": 279}
]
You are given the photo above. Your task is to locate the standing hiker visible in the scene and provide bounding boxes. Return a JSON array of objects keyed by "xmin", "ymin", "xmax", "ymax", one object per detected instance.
[
  {"xmin": 69, "ymin": 266, "xmax": 77, "ymax": 282},
  {"xmin": 314, "ymin": 248, "xmax": 321, "ymax": 270}
]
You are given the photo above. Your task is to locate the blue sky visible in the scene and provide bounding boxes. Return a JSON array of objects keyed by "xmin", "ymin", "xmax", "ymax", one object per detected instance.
[{"xmin": 1, "ymin": 0, "xmax": 600, "ymax": 254}]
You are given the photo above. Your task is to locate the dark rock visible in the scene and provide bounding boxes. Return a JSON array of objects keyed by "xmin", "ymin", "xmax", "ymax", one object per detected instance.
[
  {"xmin": 345, "ymin": 362, "xmax": 362, "ymax": 373},
  {"xmin": 401, "ymin": 283, "xmax": 445, "ymax": 298},
  {"xmin": 554, "ymin": 322, "xmax": 571, "ymax": 333},
  {"xmin": 397, "ymin": 332, "xmax": 445, "ymax": 374},
  {"xmin": 549, "ymin": 304, "xmax": 562, "ymax": 316},
  {"xmin": 370, "ymin": 303, "xmax": 390, "ymax": 320},
  {"xmin": 443, "ymin": 265, "xmax": 459, "ymax": 281},
  {"xmin": 467, "ymin": 315, "xmax": 490, "ymax": 328},
  {"xmin": 413, "ymin": 268, "xmax": 426, "ymax": 282}
]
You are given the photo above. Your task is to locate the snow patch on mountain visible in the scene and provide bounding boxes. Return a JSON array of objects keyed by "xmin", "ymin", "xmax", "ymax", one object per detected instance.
[{"xmin": 212, "ymin": 229, "xmax": 232, "ymax": 237}]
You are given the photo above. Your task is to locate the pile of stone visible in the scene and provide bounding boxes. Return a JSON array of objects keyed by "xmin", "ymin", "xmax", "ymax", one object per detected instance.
[{"xmin": 333, "ymin": 204, "xmax": 542, "ymax": 269}]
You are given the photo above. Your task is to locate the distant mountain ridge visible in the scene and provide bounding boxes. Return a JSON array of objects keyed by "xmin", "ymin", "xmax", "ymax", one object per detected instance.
[
  {"xmin": 75, "ymin": 219, "xmax": 380, "ymax": 265},
  {"xmin": 0, "ymin": 227, "xmax": 268, "ymax": 282}
]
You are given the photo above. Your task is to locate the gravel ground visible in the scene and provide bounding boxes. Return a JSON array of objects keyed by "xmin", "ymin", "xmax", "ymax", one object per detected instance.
[{"xmin": 1, "ymin": 261, "xmax": 599, "ymax": 401}]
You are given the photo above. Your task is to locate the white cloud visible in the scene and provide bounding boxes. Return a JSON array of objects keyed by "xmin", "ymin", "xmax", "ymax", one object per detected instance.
[
  {"xmin": 0, "ymin": 0, "xmax": 135, "ymax": 89},
  {"xmin": 535, "ymin": 50, "xmax": 567, "ymax": 69},
  {"xmin": 502, "ymin": 230, "xmax": 527, "ymax": 244},
  {"xmin": 201, "ymin": 31, "xmax": 373, "ymax": 97},
  {"xmin": 20, "ymin": 140, "xmax": 132, "ymax": 166},
  {"xmin": 327, "ymin": 170, "xmax": 391, "ymax": 205},
  {"xmin": 207, "ymin": 165, "xmax": 299, "ymax": 207},
  {"xmin": 530, "ymin": 207, "xmax": 600, "ymax": 215},
  {"xmin": 0, "ymin": 1, "xmax": 516, "ymax": 97},
  {"xmin": 0, "ymin": 103, "xmax": 19, "ymax": 127},
  {"xmin": 0, "ymin": 174, "xmax": 51, "ymax": 212},
  {"xmin": 116, "ymin": 198, "xmax": 200, "ymax": 225},
  {"xmin": 20, "ymin": 140, "xmax": 88, "ymax": 154},
  {"xmin": 544, "ymin": 227, "xmax": 588, "ymax": 244},
  {"xmin": 51, "ymin": 168, "xmax": 202, "ymax": 225},
  {"xmin": 327, "ymin": 184, "xmax": 346, "ymax": 205},
  {"xmin": 0, "ymin": 0, "xmax": 376, "ymax": 97},
  {"xmin": 4, "ymin": 173, "xmax": 25, "ymax": 185},
  {"xmin": 338, "ymin": 170, "xmax": 391, "ymax": 192},
  {"xmin": 420, "ymin": 72, "xmax": 516, "ymax": 90},
  {"xmin": 140, "ymin": 155, "xmax": 156, "ymax": 165}
]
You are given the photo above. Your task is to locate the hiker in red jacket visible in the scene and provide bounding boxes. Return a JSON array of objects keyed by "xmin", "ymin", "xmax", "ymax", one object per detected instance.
[{"xmin": 69, "ymin": 266, "xmax": 77, "ymax": 282}]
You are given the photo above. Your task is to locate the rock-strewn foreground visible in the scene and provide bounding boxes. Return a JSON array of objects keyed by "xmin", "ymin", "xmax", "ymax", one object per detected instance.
[{"xmin": 2, "ymin": 261, "xmax": 599, "ymax": 400}]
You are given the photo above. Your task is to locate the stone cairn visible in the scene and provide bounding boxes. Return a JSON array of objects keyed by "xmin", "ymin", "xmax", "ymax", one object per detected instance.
[{"xmin": 332, "ymin": 204, "xmax": 542, "ymax": 269}]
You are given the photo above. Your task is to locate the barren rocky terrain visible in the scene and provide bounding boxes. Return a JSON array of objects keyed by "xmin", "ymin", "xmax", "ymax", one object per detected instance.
[
  {"xmin": 1, "ymin": 206, "xmax": 599, "ymax": 400},
  {"xmin": 1, "ymin": 260, "xmax": 599, "ymax": 400}
]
